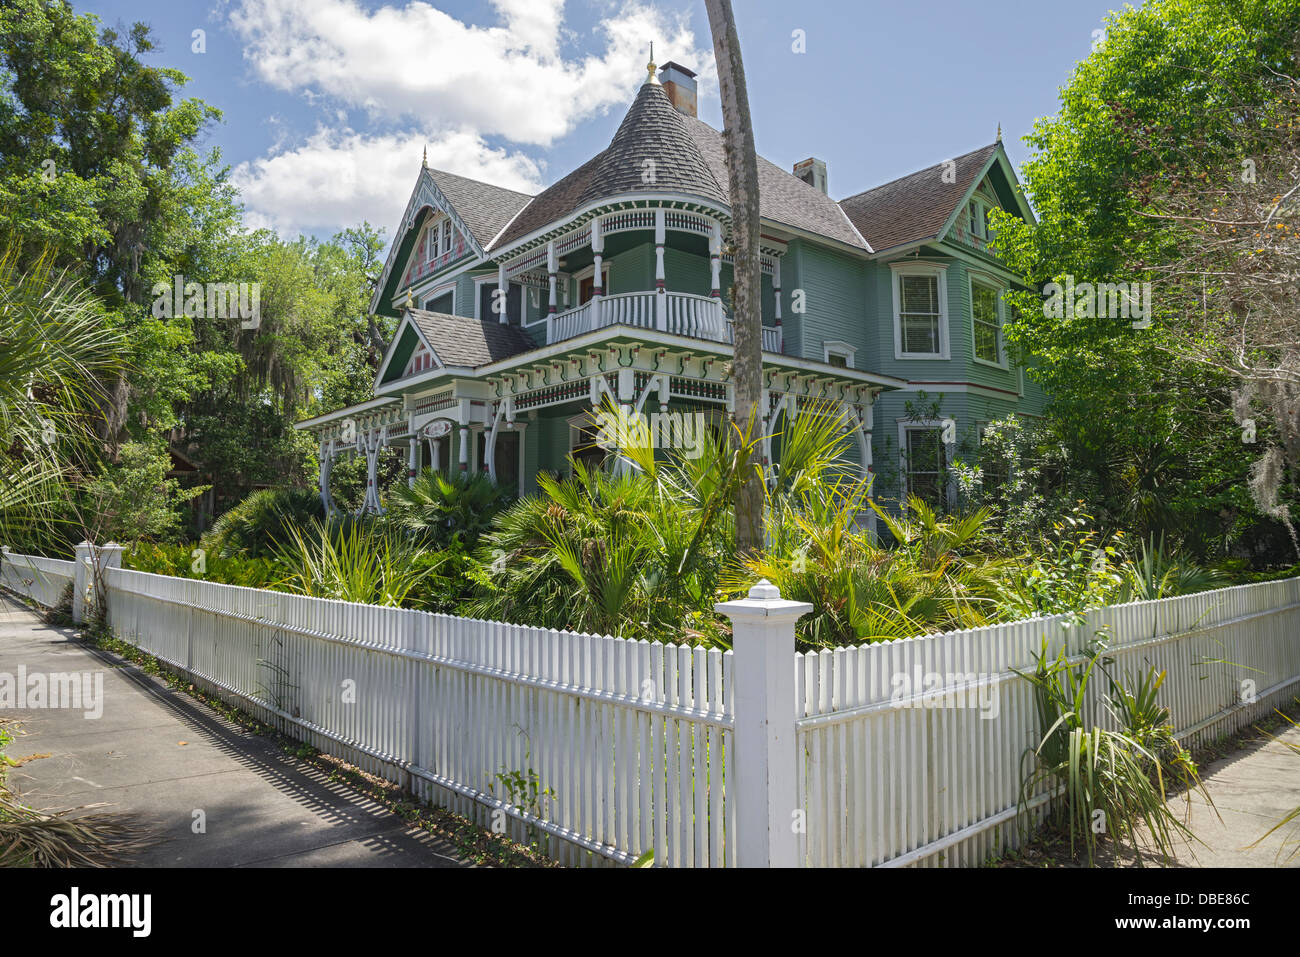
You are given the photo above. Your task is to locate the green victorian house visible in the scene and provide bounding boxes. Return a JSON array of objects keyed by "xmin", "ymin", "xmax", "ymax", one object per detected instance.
[{"xmin": 295, "ymin": 58, "xmax": 1043, "ymax": 517}]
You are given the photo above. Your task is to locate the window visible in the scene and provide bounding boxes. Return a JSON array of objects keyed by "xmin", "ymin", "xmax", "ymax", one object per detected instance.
[
  {"xmin": 969, "ymin": 201, "xmax": 982, "ymax": 237},
  {"xmin": 441, "ymin": 220, "xmax": 452, "ymax": 256},
  {"xmin": 424, "ymin": 290, "xmax": 453, "ymax": 314},
  {"xmin": 904, "ymin": 426, "xmax": 945, "ymax": 507},
  {"xmin": 823, "ymin": 340, "xmax": 856, "ymax": 369},
  {"xmin": 893, "ymin": 267, "xmax": 948, "ymax": 358},
  {"xmin": 972, "ymin": 281, "xmax": 1002, "ymax": 364}
]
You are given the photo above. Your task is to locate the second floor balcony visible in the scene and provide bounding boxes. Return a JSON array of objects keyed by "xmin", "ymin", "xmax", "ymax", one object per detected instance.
[{"xmin": 545, "ymin": 289, "xmax": 782, "ymax": 352}]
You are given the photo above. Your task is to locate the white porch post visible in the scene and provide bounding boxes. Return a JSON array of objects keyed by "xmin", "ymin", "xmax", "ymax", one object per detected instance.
[
  {"xmin": 547, "ymin": 240, "xmax": 558, "ymax": 321},
  {"xmin": 319, "ymin": 438, "xmax": 334, "ymax": 513},
  {"xmin": 407, "ymin": 434, "xmax": 419, "ymax": 487},
  {"xmin": 709, "ymin": 220, "xmax": 722, "ymax": 299},
  {"xmin": 486, "ymin": 401, "xmax": 505, "ymax": 483},
  {"xmin": 362, "ymin": 426, "xmax": 385, "ymax": 514},
  {"xmin": 427, "ymin": 429, "xmax": 441, "ymax": 473},
  {"xmin": 654, "ymin": 208, "xmax": 667, "ymax": 331},
  {"xmin": 497, "ymin": 263, "xmax": 509, "ymax": 324},
  {"xmin": 514, "ymin": 423, "xmax": 526, "ymax": 496},
  {"xmin": 715, "ymin": 579, "xmax": 810, "ymax": 868},
  {"xmin": 591, "ymin": 215, "xmax": 604, "ymax": 328}
]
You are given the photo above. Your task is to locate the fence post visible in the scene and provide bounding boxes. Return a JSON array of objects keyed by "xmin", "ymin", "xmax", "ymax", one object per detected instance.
[
  {"xmin": 72, "ymin": 541, "xmax": 93, "ymax": 623},
  {"xmin": 715, "ymin": 579, "xmax": 810, "ymax": 868}
]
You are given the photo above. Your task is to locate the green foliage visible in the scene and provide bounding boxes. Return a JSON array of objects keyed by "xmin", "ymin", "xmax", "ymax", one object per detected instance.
[
  {"xmin": 386, "ymin": 470, "xmax": 512, "ymax": 550},
  {"xmin": 1017, "ymin": 639, "xmax": 1206, "ymax": 866},
  {"xmin": 749, "ymin": 494, "xmax": 1012, "ymax": 647},
  {"xmin": 0, "ymin": 243, "xmax": 127, "ymax": 553},
  {"xmin": 203, "ymin": 487, "xmax": 324, "ymax": 559},
  {"xmin": 80, "ymin": 441, "xmax": 206, "ymax": 543},
  {"xmin": 991, "ymin": 0, "xmax": 1300, "ymax": 567},
  {"xmin": 272, "ymin": 517, "xmax": 440, "ymax": 608},
  {"xmin": 466, "ymin": 405, "xmax": 760, "ymax": 641},
  {"xmin": 123, "ymin": 541, "xmax": 278, "ymax": 589}
]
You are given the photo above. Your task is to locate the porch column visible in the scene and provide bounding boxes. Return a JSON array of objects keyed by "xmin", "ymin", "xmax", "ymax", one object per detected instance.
[
  {"xmin": 591, "ymin": 215, "xmax": 604, "ymax": 328},
  {"xmin": 362, "ymin": 427, "xmax": 384, "ymax": 515},
  {"xmin": 427, "ymin": 429, "xmax": 441, "ymax": 472},
  {"xmin": 458, "ymin": 426, "xmax": 469, "ymax": 471},
  {"xmin": 654, "ymin": 208, "xmax": 667, "ymax": 332},
  {"xmin": 407, "ymin": 434, "xmax": 419, "ymax": 487},
  {"xmin": 486, "ymin": 400, "xmax": 505, "ymax": 483},
  {"xmin": 773, "ymin": 256, "xmax": 782, "ymax": 323},
  {"xmin": 547, "ymin": 240, "xmax": 558, "ymax": 319},
  {"xmin": 318, "ymin": 438, "xmax": 334, "ymax": 514},
  {"xmin": 709, "ymin": 220, "xmax": 722, "ymax": 298},
  {"xmin": 497, "ymin": 263, "xmax": 509, "ymax": 324},
  {"xmin": 512, "ymin": 421, "xmax": 527, "ymax": 497}
]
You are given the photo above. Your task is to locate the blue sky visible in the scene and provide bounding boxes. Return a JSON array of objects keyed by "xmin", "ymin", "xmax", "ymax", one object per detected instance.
[{"xmin": 78, "ymin": 0, "xmax": 1130, "ymax": 244}]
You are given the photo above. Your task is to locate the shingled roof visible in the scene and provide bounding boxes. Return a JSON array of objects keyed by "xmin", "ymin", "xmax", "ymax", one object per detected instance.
[
  {"xmin": 408, "ymin": 309, "xmax": 535, "ymax": 368},
  {"xmin": 426, "ymin": 168, "xmax": 533, "ymax": 250},
  {"xmin": 493, "ymin": 81, "xmax": 728, "ymax": 248},
  {"xmin": 837, "ymin": 144, "xmax": 999, "ymax": 254},
  {"xmin": 683, "ymin": 118, "xmax": 867, "ymax": 250}
]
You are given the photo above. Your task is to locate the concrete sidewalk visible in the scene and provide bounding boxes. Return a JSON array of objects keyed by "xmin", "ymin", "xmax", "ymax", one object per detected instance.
[
  {"xmin": 0, "ymin": 603, "xmax": 470, "ymax": 867},
  {"xmin": 1163, "ymin": 717, "xmax": 1300, "ymax": 867}
]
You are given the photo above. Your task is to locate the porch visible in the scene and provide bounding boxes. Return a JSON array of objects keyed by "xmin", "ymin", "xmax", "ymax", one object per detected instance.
[{"xmin": 545, "ymin": 289, "xmax": 782, "ymax": 352}]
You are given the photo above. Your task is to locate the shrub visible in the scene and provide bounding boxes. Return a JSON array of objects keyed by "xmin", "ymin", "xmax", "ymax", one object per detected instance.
[
  {"xmin": 1017, "ymin": 638, "xmax": 1207, "ymax": 866},
  {"xmin": 385, "ymin": 469, "xmax": 512, "ymax": 550},
  {"xmin": 273, "ymin": 517, "xmax": 437, "ymax": 607},
  {"xmin": 203, "ymin": 487, "xmax": 324, "ymax": 558}
]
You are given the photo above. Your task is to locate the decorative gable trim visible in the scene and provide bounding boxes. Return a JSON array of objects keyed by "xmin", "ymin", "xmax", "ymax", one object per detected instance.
[
  {"xmin": 374, "ymin": 314, "xmax": 441, "ymax": 388},
  {"xmin": 935, "ymin": 145, "xmax": 1035, "ymax": 246},
  {"xmin": 369, "ymin": 168, "xmax": 489, "ymax": 314}
]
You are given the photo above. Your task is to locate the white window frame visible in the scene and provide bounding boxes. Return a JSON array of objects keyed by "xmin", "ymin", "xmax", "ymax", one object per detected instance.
[
  {"xmin": 474, "ymin": 274, "xmax": 523, "ymax": 321},
  {"xmin": 968, "ymin": 272, "xmax": 1008, "ymax": 369},
  {"xmin": 420, "ymin": 280, "xmax": 457, "ymax": 314},
  {"xmin": 425, "ymin": 215, "xmax": 443, "ymax": 263},
  {"xmin": 823, "ymin": 339, "xmax": 857, "ymax": 369},
  {"xmin": 897, "ymin": 419, "xmax": 950, "ymax": 508},
  {"xmin": 891, "ymin": 262, "xmax": 950, "ymax": 360}
]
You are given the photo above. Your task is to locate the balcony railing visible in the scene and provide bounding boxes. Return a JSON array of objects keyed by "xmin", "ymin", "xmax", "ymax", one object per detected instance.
[{"xmin": 545, "ymin": 290, "xmax": 782, "ymax": 353}]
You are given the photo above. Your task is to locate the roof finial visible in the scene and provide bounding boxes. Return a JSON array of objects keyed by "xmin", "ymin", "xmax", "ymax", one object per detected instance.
[
  {"xmin": 996, "ymin": 123, "xmax": 1002, "ymax": 143},
  {"xmin": 422, "ymin": 144, "xmax": 428, "ymax": 168},
  {"xmin": 404, "ymin": 287, "xmax": 414, "ymax": 312},
  {"xmin": 646, "ymin": 42, "xmax": 659, "ymax": 84}
]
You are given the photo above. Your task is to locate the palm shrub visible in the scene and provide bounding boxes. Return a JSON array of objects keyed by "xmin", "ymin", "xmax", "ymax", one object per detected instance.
[
  {"xmin": 204, "ymin": 487, "xmax": 324, "ymax": 558},
  {"xmin": 1117, "ymin": 534, "xmax": 1225, "ymax": 601},
  {"xmin": 0, "ymin": 243, "xmax": 126, "ymax": 552},
  {"xmin": 386, "ymin": 469, "xmax": 511, "ymax": 549},
  {"xmin": 1017, "ymin": 638, "xmax": 1207, "ymax": 866},
  {"xmin": 747, "ymin": 493, "xmax": 1012, "ymax": 647},
  {"xmin": 467, "ymin": 407, "xmax": 757, "ymax": 641},
  {"xmin": 273, "ymin": 517, "xmax": 437, "ymax": 607}
]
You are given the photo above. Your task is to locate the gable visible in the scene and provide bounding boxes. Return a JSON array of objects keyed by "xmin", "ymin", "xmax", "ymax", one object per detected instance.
[
  {"xmin": 370, "ymin": 166, "xmax": 533, "ymax": 317},
  {"xmin": 376, "ymin": 317, "xmax": 437, "ymax": 387}
]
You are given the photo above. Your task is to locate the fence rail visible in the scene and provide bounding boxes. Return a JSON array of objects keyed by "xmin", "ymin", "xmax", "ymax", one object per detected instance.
[{"xmin": 2, "ymin": 543, "xmax": 1298, "ymax": 868}]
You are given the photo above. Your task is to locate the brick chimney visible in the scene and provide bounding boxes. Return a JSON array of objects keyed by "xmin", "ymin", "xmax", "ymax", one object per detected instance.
[
  {"xmin": 793, "ymin": 157, "xmax": 828, "ymax": 195},
  {"xmin": 659, "ymin": 61, "xmax": 697, "ymax": 118}
]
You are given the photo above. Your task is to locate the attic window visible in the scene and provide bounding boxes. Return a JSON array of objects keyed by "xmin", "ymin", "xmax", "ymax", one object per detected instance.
[
  {"xmin": 404, "ymin": 343, "xmax": 434, "ymax": 376},
  {"xmin": 426, "ymin": 216, "xmax": 456, "ymax": 263}
]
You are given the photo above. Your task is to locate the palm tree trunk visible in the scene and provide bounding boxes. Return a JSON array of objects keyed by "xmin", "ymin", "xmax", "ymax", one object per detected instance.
[{"xmin": 704, "ymin": 0, "xmax": 764, "ymax": 558}]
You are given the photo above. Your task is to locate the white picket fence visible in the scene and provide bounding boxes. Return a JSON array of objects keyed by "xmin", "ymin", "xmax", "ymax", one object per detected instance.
[
  {"xmin": 2, "ymin": 543, "xmax": 1298, "ymax": 868},
  {"xmin": 794, "ymin": 578, "xmax": 1300, "ymax": 866},
  {"xmin": 0, "ymin": 548, "xmax": 76, "ymax": 609}
]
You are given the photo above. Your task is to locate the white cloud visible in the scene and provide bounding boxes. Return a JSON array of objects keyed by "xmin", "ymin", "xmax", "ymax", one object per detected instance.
[
  {"xmin": 227, "ymin": 0, "xmax": 713, "ymax": 147},
  {"xmin": 230, "ymin": 127, "xmax": 545, "ymax": 237}
]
